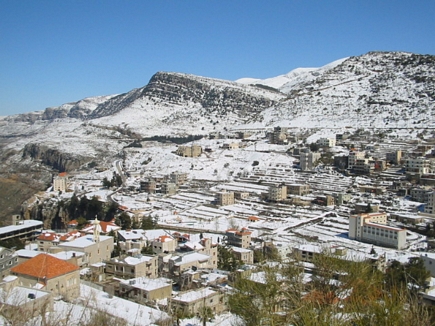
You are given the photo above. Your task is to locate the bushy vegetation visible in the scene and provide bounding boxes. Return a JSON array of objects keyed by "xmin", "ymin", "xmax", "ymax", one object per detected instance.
[{"xmin": 228, "ymin": 253, "xmax": 433, "ymax": 326}]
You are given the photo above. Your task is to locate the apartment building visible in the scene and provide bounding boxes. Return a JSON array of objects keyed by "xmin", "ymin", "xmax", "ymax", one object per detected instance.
[
  {"xmin": 404, "ymin": 157, "xmax": 435, "ymax": 175},
  {"xmin": 53, "ymin": 172, "xmax": 68, "ymax": 192},
  {"xmin": 225, "ymin": 228, "xmax": 251, "ymax": 249},
  {"xmin": 349, "ymin": 212, "xmax": 406, "ymax": 249},
  {"xmin": 317, "ymin": 138, "xmax": 336, "ymax": 148},
  {"xmin": 300, "ymin": 151, "xmax": 321, "ymax": 171},
  {"xmin": 216, "ymin": 191, "xmax": 235, "ymax": 206},
  {"xmin": 151, "ymin": 235, "xmax": 177, "ymax": 254},
  {"xmin": 287, "ymin": 183, "xmax": 310, "ymax": 196},
  {"xmin": 0, "ymin": 219, "xmax": 43, "ymax": 243},
  {"xmin": 176, "ymin": 145, "xmax": 202, "ymax": 157},
  {"xmin": 268, "ymin": 184, "xmax": 287, "ymax": 202},
  {"xmin": 230, "ymin": 246, "xmax": 254, "ymax": 264},
  {"xmin": 386, "ymin": 150, "xmax": 402, "ymax": 165},
  {"xmin": 348, "ymin": 150, "xmax": 365, "ymax": 170}
]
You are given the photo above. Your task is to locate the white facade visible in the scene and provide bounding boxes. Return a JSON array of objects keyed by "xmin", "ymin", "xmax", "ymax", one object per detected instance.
[
  {"xmin": 349, "ymin": 213, "xmax": 406, "ymax": 250},
  {"xmin": 348, "ymin": 151, "xmax": 365, "ymax": 169},
  {"xmin": 404, "ymin": 157, "xmax": 435, "ymax": 174},
  {"xmin": 53, "ymin": 175, "xmax": 67, "ymax": 192},
  {"xmin": 300, "ymin": 152, "xmax": 321, "ymax": 171}
]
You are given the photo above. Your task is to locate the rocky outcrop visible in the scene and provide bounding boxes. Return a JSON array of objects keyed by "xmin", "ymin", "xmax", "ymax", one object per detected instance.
[
  {"xmin": 22, "ymin": 143, "xmax": 90, "ymax": 172},
  {"xmin": 89, "ymin": 71, "xmax": 281, "ymax": 119}
]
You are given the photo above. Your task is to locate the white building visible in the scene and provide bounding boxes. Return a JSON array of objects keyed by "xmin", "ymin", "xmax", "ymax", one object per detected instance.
[
  {"xmin": 53, "ymin": 173, "xmax": 68, "ymax": 192},
  {"xmin": 300, "ymin": 151, "xmax": 321, "ymax": 171},
  {"xmin": 349, "ymin": 212, "xmax": 406, "ymax": 250},
  {"xmin": 404, "ymin": 157, "xmax": 435, "ymax": 175},
  {"xmin": 348, "ymin": 150, "xmax": 365, "ymax": 170}
]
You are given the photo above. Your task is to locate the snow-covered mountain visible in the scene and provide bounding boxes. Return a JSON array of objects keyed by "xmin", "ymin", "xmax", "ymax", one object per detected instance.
[
  {"xmin": 0, "ymin": 52, "xmax": 433, "ymax": 175},
  {"xmin": 0, "ymin": 50, "xmax": 434, "ymax": 220}
]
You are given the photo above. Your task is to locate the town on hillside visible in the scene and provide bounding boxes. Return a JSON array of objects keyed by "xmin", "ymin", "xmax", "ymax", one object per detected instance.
[{"xmin": 2, "ymin": 126, "xmax": 435, "ymax": 324}]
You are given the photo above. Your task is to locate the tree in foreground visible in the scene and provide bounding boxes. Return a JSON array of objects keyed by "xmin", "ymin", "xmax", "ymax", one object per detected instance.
[{"xmin": 228, "ymin": 252, "xmax": 433, "ymax": 326}]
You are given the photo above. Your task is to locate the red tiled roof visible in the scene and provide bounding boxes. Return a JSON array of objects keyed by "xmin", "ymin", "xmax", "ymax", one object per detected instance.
[
  {"xmin": 58, "ymin": 172, "xmax": 68, "ymax": 177},
  {"xmin": 248, "ymin": 216, "xmax": 260, "ymax": 221},
  {"xmin": 59, "ymin": 230, "xmax": 83, "ymax": 242},
  {"xmin": 68, "ymin": 220, "xmax": 78, "ymax": 226},
  {"xmin": 37, "ymin": 232, "xmax": 58, "ymax": 241},
  {"xmin": 11, "ymin": 253, "xmax": 79, "ymax": 280}
]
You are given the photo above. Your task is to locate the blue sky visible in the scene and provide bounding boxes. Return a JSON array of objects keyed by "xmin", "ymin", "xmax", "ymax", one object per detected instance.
[{"xmin": 1, "ymin": 1, "xmax": 434, "ymax": 116}]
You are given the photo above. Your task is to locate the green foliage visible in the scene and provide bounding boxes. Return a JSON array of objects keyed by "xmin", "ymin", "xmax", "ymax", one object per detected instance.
[
  {"xmin": 141, "ymin": 215, "xmax": 158, "ymax": 230},
  {"xmin": 229, "ymin": 253, "xmax": 433, "ymax": 326},
  {"xmin": 76, "ymin": 216, "xmax": 88, "ymax": 230},
  {"xmin": 117, "ymin": 212, "xmax": 132, "ymax": 230},
  {"xmin": 0, "ymin": 237, "xmax": 24, "ymax": 250},
  {"xmin": 217, "ymin": 245, "xmax": 242, "ymax": 272}
]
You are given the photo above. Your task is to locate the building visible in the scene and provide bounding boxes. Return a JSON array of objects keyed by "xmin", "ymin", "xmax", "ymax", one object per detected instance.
[
  {"xmin": 171, "ymin": 287, "xmax": 225, "ymax": 315},
  {"xmin": 287, "ymin": 183, "xmax": 310, "ymax": 196},
  {"xmin": 268, "ymin": 184, "xmax": 287, "ymax": 202},
  {"xmin": 161, "ymin": 182, "xmax": 178, "ymax": 195},
  {"xmin": 36, "ymin": 232, "xmax": 60, "ymax": 252},
  {"xmin": 105, "ymin": 254, "xmax": 158, "ymax": 279},
  {"xmin": 216, "ymin": 191, "xmax": 235, "ymax": 206},
  {"xmin": 317, "ymin": 138, "xmax": 336, "ymax": 148},
  {"xmin": 0, "ymin": 281, "xmax": 53, "ymax": 322},
  {"xmin": 164, "ymin": 252, "xmax": 215, "ymax": 276},
  {"xmin": 10, "ymin": 253, "xmax": 80, "ymax": 300},
  {"xmin": 300, "ymin": 151, "xmax": 321, "ymax": 171},
  {"xmin": 151, "ymin": 235, "xmax": 177, "ymax": 254},
  {"xmin": 0, "ymin": 247, "xmax": 18, "ymax": 278},
  {"xmin": 404, "ymin": 157, "xmax": 435, "ymax": 175},
  {"xmin": 119, "ymin": 277, "xmax": 172, "ymax": 303},
  {"xmin": 53, "ymin": 172, "xmax": 68, "ymax": 192},
  {"xmin": 0, "ymin": 220, "xmax": 43, "ymax": 243},
  {"xmin": 225, "ymin": 228, "xmax": 251, "ymax": 249},
  {"xmin": 169, "ymin": 172, "xmax": 188, "ymax": 185},
  {"xmin": 426, "ymin": 191, "xmax": 435, "ymax": 214},
  {"xmin": 386, "ymin": 150, "xmax": 402, "ymax": 165},
  {"xmin": 348, "ymin": 213, "xmax": 406, "ymax": 250},
  {"xmin": 269, "ymin": 127, "xmax": 288, "ymax": 144},
  {"xmin": 140, "ymin": 179, "xmax": 157, "ymax": 193},
  {"xmin": 57, "ymin": 234, "xmax": 114, "ymax": 266},
  {"xmin": 176, "ymin": 145, "xmax": 202, "ymax": 158},
  {"xmin": 348, "ymin": 150, "xmax": 365, "ymax": 170},
  {"xmin": 230, "ymin": 247, "xmax": 254, "ymax": 264},
  {"xmin": 410, "ymin": 187, "xmax": 433, "ymax": 203}
]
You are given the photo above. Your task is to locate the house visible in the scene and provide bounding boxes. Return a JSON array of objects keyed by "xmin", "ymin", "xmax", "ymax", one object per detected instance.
[
  {"xmin": 81, "ymin": 219, "xmax": 121, "ymax": 235},
  {"xmin": 36, "ymin": 232, "xmax": 60, "ymax": 252},
  {"xmin": 119, "ymin": 277, "xmax": 172, "ymax": 303},
  {"xmin": 164, "ymin": 252, "xmax": 214, "ymax": 277},
  {"xmin": 10, "ymin": 253, "xmax": 80, "ymax": 300},
  {"xmin": 287, "ymin": 183, "xmax": 310, "ymax": 196},
  {"xmin": 105, "ymin": 254, "xmax": 158, "ymax": 279},
  {"xmin": 171, "ymin": 287, "xmax": 225, "ymax": 315},
  {"xmin": 151, "ymin": 235, "xmax": 177, "ymax": 254}
]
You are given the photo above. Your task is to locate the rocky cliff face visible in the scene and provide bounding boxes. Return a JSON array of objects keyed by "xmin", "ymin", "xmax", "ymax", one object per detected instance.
[
  {"xmin": 22, "ymin": 143, "xmax": 91, "ymax": 172},
  {"xmin": 89, "ymin": 71, "xmax": 283, "ymax": 119}
]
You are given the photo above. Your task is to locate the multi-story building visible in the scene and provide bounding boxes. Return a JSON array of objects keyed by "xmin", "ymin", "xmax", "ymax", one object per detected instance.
[
  {"xmin": 216, "ymin": 191, "xmax": 235, "ymax": 206},
  {"xmin": 386, "ymin": 150, "xmax": 402, "ymax": 165},
  {"xmin": 0, "ymin": 219, "xmax": 43, "ymax": 243},
  {"xmin": 287, "ymin": 183, "xmax": 310, "ymax": 196},
  {"xmin": 269, "ymin": 127, "xmax": 288, "ymax": 144},
  {"xmin": 57, "ymin": 234, "xmax": 114, "ymax": 266},
  {"xmin": 404, "ymin": 157, "xmax": 435, "ymax": 175},
  {"xmin": 425, "ymin": 191, "xmax": 435, "ymax": 214},
  {"xmin": 151, "ymin": 235, "xmax": 177, "ymax": 254},
  {"xmin": 0, "ymin": 247, "xmax": 18, "ymax": 278},
  {"xmin": 11, "ymin": 253, "xmax": 80, "ymax": 300},
  {"xmin": 300, "ymin": 151, "xmax": 321, "ymax": 171},
  {"xmin": 410, "ymin": 187, "xmax": 433, "ymax": 203},
  {"xmin": 268, "ymin": 184, "xmax": 287, "ymax": 202},
  {"xmin": 176, "ymin": 145, "xmax": 202, "ymax": 157},
  {"xmin": 169, "ymin": 172, "xmax": 188, "ymax": 185},
  {"xmin": 166, "ymin": 252, "xmax": 215, "ymax": 276},
  {"xmin": 230, "ymin": 247, "xmax": 254, "ymax": 264},
  {"xmin": 105, "ymin": 254, "xmax": 158, "ymax": 279},
  {"xmin": 53, "ymin": 172, "xmax": 68, "ymax": 192},
  {"xmin": 119, "ymin": 277, "xmax": 172, "ymax": 303},
  {"xmin": 225, "ymin": 228, "xmax": 251, "ymax": 249},
  {"xmin": 140, "ymin": 179, "xmax": 157, "ymax": 193},
  {"xmin": 317, "ymin": 138, "xmax": 336, "ymax": 148},
  {"xmin": 349, "ymin": 212, "xmax": 406, "ymax": 249},
  {"xmin": 348, "ymin": 150, "xmax": 365, "ymax": 170}
]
